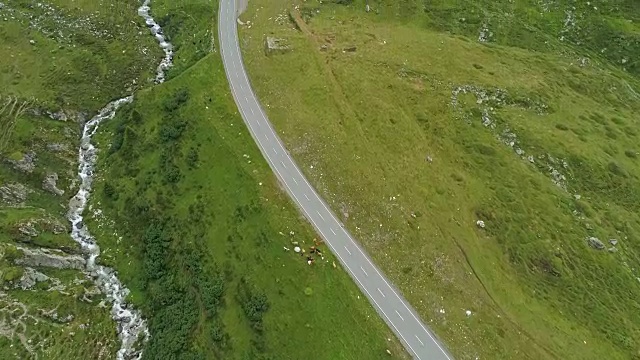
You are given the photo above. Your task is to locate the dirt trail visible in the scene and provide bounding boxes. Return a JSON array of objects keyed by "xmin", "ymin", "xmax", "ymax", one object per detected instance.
[{"xmin": 288, "ymin": 10, "xmax": 364, "ymax": 131}]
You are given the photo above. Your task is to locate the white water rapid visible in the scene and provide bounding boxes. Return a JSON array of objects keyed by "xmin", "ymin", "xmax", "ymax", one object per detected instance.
[
  {"xmin": 66, "ymin": 1, "xmax": 173, "ymax": 359},
  {"xmin": 138, "ymin": 0, "xmax": 174, "ymax": 84}
]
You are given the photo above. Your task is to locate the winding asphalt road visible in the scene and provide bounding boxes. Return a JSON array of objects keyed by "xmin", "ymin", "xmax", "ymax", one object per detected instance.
[{"xmin": 218, "ymin": 1, "xmax": 453, "ymax": 359}]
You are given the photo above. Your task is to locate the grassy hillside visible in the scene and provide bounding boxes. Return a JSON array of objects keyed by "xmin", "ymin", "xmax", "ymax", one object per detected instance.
[
  {"xmin": 238, "ymin": 0, "xmax": 640, "ymax": 359},
  {"xmin": 86, "ymin": 0, "xmax": 409, "ymax": 359},
  {"xmin": 0, "ymin": 0, "xmax": 159, "ymax": 358}
]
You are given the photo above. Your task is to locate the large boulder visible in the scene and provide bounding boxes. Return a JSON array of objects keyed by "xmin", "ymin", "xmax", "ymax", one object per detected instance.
[
  {"xmin": 42, "ymin": 172, "xmax": 65, "ymax": 196},
  {"xmin": 587, "ymin": 236, "xmax": 605, "ymax": 250}
]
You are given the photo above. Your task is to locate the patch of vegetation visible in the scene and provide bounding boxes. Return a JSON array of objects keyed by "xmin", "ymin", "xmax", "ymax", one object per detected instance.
[{"xmin": 238, "ymin": 0, "xmax": 640, "ymax": 359}]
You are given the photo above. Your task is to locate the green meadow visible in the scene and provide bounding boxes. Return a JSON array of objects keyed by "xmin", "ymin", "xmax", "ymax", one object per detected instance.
[{"xmin": 237, "ymin": 0, "xmax": 640, "ymax": 359}]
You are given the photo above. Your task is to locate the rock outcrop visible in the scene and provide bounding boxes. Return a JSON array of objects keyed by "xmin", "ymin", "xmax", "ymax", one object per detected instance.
[
  {"xmin": 8, "ymin": 151, "xmax": 37, "ymax": 173},
  {"xmin": 15, "ymin": 247, "xmax": 85, "ymax": 270},
  {"xmin": 0, "ymin": 183, "xmax": 31, "ymax": 206},
  {"xmin": 587, "ymin": 236, "xmax": 605, "ymax": 250},
  {"xmin": 42, "ymin": 172, "xmax": 65, "ymax": 196}
]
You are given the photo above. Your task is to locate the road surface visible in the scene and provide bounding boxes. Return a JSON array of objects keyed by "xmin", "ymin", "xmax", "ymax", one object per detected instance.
[{"xmin": 218, "ymin": 1, "xmax": 454, "ymax": 359}]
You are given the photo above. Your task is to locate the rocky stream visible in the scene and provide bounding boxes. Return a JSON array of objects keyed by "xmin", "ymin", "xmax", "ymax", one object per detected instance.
[{"xmin": 66, "ymin": 1, "xmax": 173, "ymax": 358}]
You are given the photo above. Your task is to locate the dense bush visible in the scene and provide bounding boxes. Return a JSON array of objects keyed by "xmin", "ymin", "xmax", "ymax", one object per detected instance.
[
  {"xmin": 237, "ymin": 277, "xmax": 270, "ymax": 333},
  {"xmin": 163, "ymin": 88, "xmax": 190, "ymax": 113},
  {"xmin": 102, "ymin": 182, "xmax": 119, "ymax": 200},
  {"xmin": 186, "ymin": 147, "xmax": 199, "ymax": 169},
  {"xmin": 159, "ymin": 119, "xmax": 187, "ymax": 143},
  {"xmin": 142, "ymin": 221, "xmax": 169, "ymax": 282}
]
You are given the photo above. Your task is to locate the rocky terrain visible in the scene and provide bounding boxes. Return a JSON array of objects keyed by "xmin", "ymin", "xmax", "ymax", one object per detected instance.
[{"xmin": 0, "ymin": 0, "xmax": 164, "ymax": 358}]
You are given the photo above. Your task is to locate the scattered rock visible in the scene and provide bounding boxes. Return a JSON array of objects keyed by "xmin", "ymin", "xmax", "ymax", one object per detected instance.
[
  {"xmin": 339, "ymin": 202, "xmax": 350, "ymax": 220},
  {"xmin": 18, "ymin": 223, "xmax": 39, "ymax": 238},
  {"xmin": 39, "ymin": 308, "xmax": 74, "ymax": 324},
  {"xmin": 46, "ymin": 143, "xmax": 68, "ymax": 152},
  {"xmin": 14, "ymin": 247, "xmax": 85, "ymax": 270},
  {"xmin": 578, "ymin": 57, "xmax": 590, "ymax": 67},
  {"xmin": 17, "ymin": 267, "xmax": 49, "ymax": 290},
  {"xmin": 46, "ymin": 109, "xmax": 68, "ymax": 121},
  {"xmin": 607, "ymin": 247, "xmax": 618, "ymax": 253},
  {"xmin": 264, "ymin": 37, "xmax": 291, "ymax": 56},
  {"xmin": 0, "ymin": 183, "xmax": 31, "ymax": 206},
  {"xmin": 42, "ymin": 172, "xmax": 65, "ymax": 196},
  {"xmin": 478, "ymin": 23, "xmax": 492, "ymax": 42},
  {"xmin": 476, "ymin": 220, "xmax": 485, "ymax": 229},
  {"xmin": 294, "ymin": 246, "xmax": 301, "ymax": 253},
  {"xmin": 8, "ymin": 151, "xmax": 37, "ymax": 173},
  {"xmin": 50, "ymin": 221, "xmax": 66, "ymax": 235},
  {"xmin": 43, "ymin": 108, "xmax": 88, "ymax": 123},
  {"xmin": 587, "ymin": 236, "xmax": 605, "ymax": 250},
  {"xmin": 343, "ymin": 45, "xmax": 357, "ymax": 52},
  {"xmin": 80, "ymin": 285, "xmax": 102, "ymax": 303},
  {"xmin": 465, "ymin": 310, "xmax": 472, "ymax": 316},
  {"xmin": 609, "ymin": 239, "xmax": 618, "ymax": 246},
  {"xmin": 29, "ymin": 39, "xmax": 35, "ymax": 45}
]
